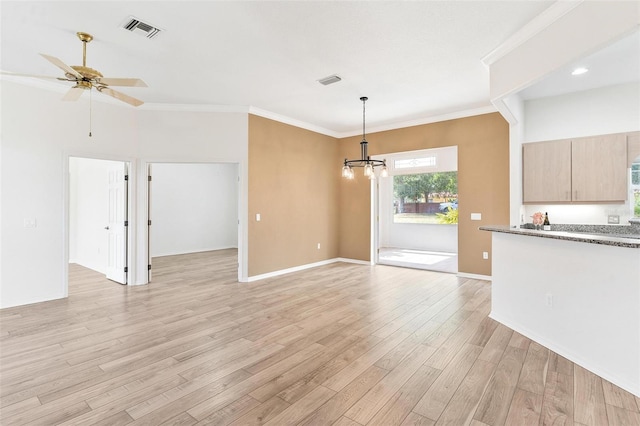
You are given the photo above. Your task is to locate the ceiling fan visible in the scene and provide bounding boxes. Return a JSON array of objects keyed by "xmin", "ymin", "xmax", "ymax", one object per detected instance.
[{"xmin": 5, "ymin": 31, "xmax": 147, "ymax": 107}]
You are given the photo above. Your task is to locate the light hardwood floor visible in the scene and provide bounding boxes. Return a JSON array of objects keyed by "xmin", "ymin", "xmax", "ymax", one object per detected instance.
[{"xmin": 1, "ymin": 249, "xmax": 639, "ymax": 425}]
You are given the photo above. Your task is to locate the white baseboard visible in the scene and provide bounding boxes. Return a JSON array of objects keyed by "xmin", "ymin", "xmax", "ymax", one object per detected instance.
[
  {"xmin": 247, "ymin": 258, "xmax": 339, "ymax": 282},
  {"xmin": 247, "ymin": 257, "xmax": 372, "ymax": 282},
  {"xmin": 152, "ymin": 246, "xmax": 237, "ymax": 258},
  {"xmin": 457, "ymin": 272, "xmax": 492, "ymax": 281},
  {"xmin": 335, "ymin": 257, "xmax": 372, "ymax": 265},
  {"xmin": 247, "ymin": 258, "xmax": 494, "ymax": 283}
]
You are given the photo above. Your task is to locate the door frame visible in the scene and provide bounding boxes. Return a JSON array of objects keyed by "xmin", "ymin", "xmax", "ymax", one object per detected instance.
[
  {"xmin": 142, "ymin": 159, "xmax": 246, "ymax": 283},
  {"xmin": 63, "ymin": 153, "xmax": 136, "ymax": 295},
  {"xmin": 370, "ymin": 147, "xmax": 460, "ymax": 266}
]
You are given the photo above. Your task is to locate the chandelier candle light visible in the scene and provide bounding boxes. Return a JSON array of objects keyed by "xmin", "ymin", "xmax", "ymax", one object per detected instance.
[{"xmin": 342, "ymin": 97, "xmax": 388, "ymax": 180}]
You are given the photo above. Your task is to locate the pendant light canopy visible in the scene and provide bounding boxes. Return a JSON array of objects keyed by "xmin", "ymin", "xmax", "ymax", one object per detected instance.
[{"xmin": 342, "ymin": 97, "xmax": 388, "ymax": 180}]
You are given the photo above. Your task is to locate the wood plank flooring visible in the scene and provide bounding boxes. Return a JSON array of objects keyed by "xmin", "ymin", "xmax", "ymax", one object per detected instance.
[{"xmin": 1, "ymin": 249, "xmax": 639, "ymax": 425}]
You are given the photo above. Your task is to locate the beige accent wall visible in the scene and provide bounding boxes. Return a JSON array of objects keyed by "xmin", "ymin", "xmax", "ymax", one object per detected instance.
[
  {"xmin": 248, "ymin": 115, "xmax": 340, "ymax": 276},
  {"xmin": 249, "ymin": 112, "xmax": 509, "ymax": 278},
  {"xmin": 338, "ymin": 112, "xmax": 510, "ymax": 276}
]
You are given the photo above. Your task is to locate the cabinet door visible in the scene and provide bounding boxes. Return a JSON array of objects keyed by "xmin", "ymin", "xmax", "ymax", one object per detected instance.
[
  {"xmin": 572, "ymin": 134, "xmax": 627, "ymax": 202},
  {"xmin": 523, "ymin": 139, "xmax": 572, "ymax": 203}
]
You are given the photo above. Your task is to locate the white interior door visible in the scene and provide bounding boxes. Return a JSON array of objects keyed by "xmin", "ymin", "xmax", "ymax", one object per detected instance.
[{"xmin": 106, "ymin": 162, "xmax": 128, "ymax": 284}]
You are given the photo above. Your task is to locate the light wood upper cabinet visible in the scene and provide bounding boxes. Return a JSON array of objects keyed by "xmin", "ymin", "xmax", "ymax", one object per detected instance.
[
  {"xmin": 523, "ymin": 139, "xmax": 572, "ymax": 203},
  {"xmin": 523, "ymin": 132, "xmax": 630, "ymax": 203},
  {"xmin": 571, "ymin": 134, "xmax": 627, "ymax": 202}
]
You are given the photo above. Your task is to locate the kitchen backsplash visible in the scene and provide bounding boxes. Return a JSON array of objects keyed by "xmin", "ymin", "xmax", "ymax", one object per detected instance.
[{"xmin": 522, "ymin": 203, "xmax": 635, "ymax": 226}]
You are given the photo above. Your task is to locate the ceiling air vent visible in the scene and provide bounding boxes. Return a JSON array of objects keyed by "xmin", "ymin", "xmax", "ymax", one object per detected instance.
[
  {"xmin": 318, "ymin": 75, "xmax": 342, "ymax": 86},
  {"xmin": 121, "ymin": 16, "xmax": 162, "ymax": 39}
]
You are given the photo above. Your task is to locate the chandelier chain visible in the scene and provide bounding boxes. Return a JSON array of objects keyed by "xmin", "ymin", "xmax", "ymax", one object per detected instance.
[{"xmin": 362, "ymin": 97, "xmax": 366, "ymax": 142}]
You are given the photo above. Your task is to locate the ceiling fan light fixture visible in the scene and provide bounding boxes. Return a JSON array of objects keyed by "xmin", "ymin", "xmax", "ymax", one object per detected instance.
[{"xmin": 74, "ymin": 81, "xmax": 92, "ymax": 90}]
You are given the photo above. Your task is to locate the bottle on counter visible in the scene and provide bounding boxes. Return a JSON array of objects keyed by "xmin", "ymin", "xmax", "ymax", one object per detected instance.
[{"xmin": 543, "ymin": 212, "xmax": 551, "ymax": 231}]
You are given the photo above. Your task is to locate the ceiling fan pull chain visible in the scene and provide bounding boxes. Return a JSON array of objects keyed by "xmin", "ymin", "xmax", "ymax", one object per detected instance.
[{"xmin": 89, "ymin": 88, "xmax": 92, "ymax": 137}]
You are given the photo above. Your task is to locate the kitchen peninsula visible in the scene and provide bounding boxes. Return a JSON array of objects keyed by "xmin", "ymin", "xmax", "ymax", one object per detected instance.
[{"xmin": 481, "ymin": 223, "xmax": 640, "ymax": 397}]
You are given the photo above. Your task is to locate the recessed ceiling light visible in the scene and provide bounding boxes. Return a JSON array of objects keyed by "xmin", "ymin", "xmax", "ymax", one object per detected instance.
[{"xmin": 571, "ymin": 67, "xmax": 589, "ymax": 76}]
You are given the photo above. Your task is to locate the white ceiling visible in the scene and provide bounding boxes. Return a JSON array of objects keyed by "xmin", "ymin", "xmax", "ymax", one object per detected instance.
[
  {"xmin": 520, "ymin": 28, "xmax": 640, "ymax": 100},
  {"xmin": 2, "ymin": 1, "xmax": 634, "ymax": 136}
]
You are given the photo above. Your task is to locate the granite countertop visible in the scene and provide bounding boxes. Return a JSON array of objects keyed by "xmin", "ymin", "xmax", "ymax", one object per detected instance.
[{"xmin": 480, "ymin": 223, "xmax": 640, "ymax": 249}]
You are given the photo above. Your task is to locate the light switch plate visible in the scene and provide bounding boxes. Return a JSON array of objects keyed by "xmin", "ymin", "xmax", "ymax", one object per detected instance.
[
  {"xmin": 471, "ymin": 213, "xmax": 482, "ymax": 221},
  {"xmin": 256, "ymin": 213, "xmax": 261, "ymax": 222}
]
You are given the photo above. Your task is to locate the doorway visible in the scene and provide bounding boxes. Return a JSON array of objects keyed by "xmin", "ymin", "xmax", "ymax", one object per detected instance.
[
  {"xmin": 147, "ymin": 162, "xmax": 239, "ymax": 281},
  {"xmin": 68, "ymin": 157, "xmax": 130, "ymax": 285},
  {"xmin": 372, "ymin": 147, "xmax": 459, "ymax": 273}
]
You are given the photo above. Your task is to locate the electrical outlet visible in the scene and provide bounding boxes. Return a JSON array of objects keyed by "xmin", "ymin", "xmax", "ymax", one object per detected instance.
[
  {"xmin": 317, "ymin": 243, "xmax": 321, "ymax": 250},
  {"xmin": 545, "ymin": 293, "xmax": 553, "ymax": 308},
  {"xmin": 607, "ymin": 215, "xmax": 620, "ymax": 224},
  {"xmin": 23, "ymin": 218, "xmax": 37, "ymax": 228},
  {"xmin": 482, "ymin": 251, "xmax": 489, "ymax": 260},
  {"xmin": 256, "ymin": 213, "xmax": 261, "ymax": 222}
]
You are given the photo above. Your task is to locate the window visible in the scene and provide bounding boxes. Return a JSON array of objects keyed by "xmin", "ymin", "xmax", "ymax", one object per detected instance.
[
  {"xmin": 393, "ymin": 171, "xmax": 458, "ymax": 224},
  {"xmin": 394, "ymin": 156, "xmax": 436, "ymax": 169}
]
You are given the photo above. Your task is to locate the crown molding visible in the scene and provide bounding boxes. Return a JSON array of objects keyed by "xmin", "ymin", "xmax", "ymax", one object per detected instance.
[
  {"xmin": 0, "ymin": 73, "xmax": 68, "ymax": 93},
  {"xmin": 481, "ymin": 0, "xmax": 583, "ymax": 67},
  {"xmin": 335, "ymin": 104, "xmax": 498, "ymax": 138},
  {"xmin": 248, "ymin": 106, "xmax": 341, "ymax": 138},
  {"xmin": 141, "ymin": 103, "xmax": 249, "ymax": 113}
]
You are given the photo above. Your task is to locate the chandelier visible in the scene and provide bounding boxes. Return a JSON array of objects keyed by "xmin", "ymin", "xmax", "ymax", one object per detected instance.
[{"xmin": 341, "ymin": 97, "xmax": 388, "ymax": 180}]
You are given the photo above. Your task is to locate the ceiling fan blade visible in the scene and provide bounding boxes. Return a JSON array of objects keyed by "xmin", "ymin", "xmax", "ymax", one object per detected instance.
[
  {"xmin": 40, "ymin": 53, "xmax": 82, "ymax": 79},
  {"xmin": 97, "ymin": 87, "xmax": 144, "ymax": 107},
  {"xmin": 62, "ymin": 87, "xmax": 85, "ymax": 101},
  {"xmin": 96, "ymin": 77, "xmax": 147, "ymax": 87},
  {"xmin": 0, "ymin": 70, "xmax": 71, "ymax": 81}
]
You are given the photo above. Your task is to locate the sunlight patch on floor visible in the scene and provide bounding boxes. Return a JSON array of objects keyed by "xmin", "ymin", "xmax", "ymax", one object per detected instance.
[{"xmin": 378, "ymin": 248, "xmax": 458, "ymax": 274}]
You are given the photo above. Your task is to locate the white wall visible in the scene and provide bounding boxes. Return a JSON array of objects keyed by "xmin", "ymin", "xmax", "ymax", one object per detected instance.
[
  {"xmin": 69, "ymin": 157, "xmax": 125, "ymax": 273},
  {"xmin": 521, "ymin": 83, "xmax": 640, "ymax": 225},
  {"xmin": 151, "ymin": 163, "xmax": 238, "ymax": 257},
  {"xmin": 503, "ymin": 94, "xmax": 526, "ymax": 227},
  {"xmin": 524, "ymin": 82, "xmax": 640, "ymax": 142},
  {"xmin": 0, "ymin": 80, "xmax": 248, "ymax": 308}
]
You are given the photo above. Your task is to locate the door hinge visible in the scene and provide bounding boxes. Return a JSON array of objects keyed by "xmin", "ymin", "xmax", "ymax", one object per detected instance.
[
  {"xmin": 148, "ymin": 175, "xmax": 152, "ymax": 181},
  {"xmin": 124, "ymin": 220, "xmax": 128, "ymax": 226},
  {"xmin": 124, "ymin": 174, "xmax": 129, "ymax": 181},
  {"xmin": 124, "ymin": 266, "xmax": 128, "ymax": 273},
  {"xmin": 148, "ymin": 219, "xmax": 152, "ymax": 226},
  {"xmin": 148, "ymin": 264, "xmax": 152, "ymax": 271}
]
